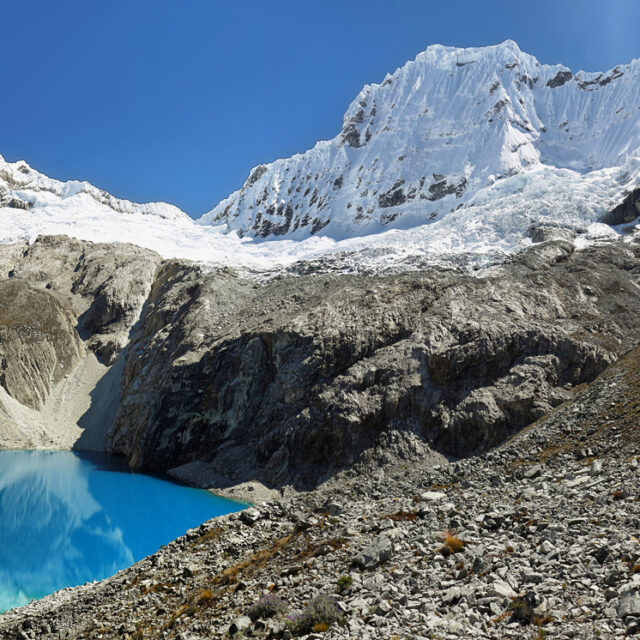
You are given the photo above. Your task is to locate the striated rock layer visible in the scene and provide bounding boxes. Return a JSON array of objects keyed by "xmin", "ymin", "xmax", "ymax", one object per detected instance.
[
  {"xmin": 107, "ymin": 237, "xmax": 640, "ymax": 489},
  {"xmin": 2, "ymin": 233, "xmax": 640, "ymax": 491}
]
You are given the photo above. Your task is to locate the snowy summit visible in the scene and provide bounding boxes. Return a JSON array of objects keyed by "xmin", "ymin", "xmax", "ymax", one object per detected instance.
[{"xmin": 2, "ymin": 41, "xmax": 640, "ymax": 270}]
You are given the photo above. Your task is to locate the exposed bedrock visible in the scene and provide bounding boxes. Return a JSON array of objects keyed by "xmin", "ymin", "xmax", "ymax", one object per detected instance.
[
  {"xmin": 0, "ymin": 279, "xmax": 82, "ymax": 409},
  {"xmin": 0, "ymin": 236, "xmax": 161, "ymax": 447},
  {"xmin": 5, "ymin": 235, "xmax": 162, "ymax": 364},
  {"xmin": 107, "ymin": 239, "xmax": 640, "ymax": 489},
  {"xmin": 2, "ymin": 234, "xmax": 640, "ymax": 490}
]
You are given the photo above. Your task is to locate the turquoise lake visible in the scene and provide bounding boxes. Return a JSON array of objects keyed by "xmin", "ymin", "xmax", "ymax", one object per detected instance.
[{"xmin": 0, "ymin": 450, "xmax": 244, "ymax": 613}]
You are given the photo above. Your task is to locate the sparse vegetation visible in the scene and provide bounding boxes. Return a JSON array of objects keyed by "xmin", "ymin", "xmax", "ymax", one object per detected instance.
[
  {"xmin": 508, "ymin": 595, "xmax": 535, "ymax": 625},
  {"xmin": 439, "ymin": 530, "xmax": 465, "ymax": 556},
  {"xmin": 386, "ymin": 510, "xmax": 418, "ymax": 522},
  {"xmin": 285, "ymin": 595, "xmax": 343, "ymax": 636},
  {"xmin": 337, "ymin": 574, "xmax": 353, "ymax": 592},
  {"xmin": 246, "ymin": 594, "xmax": 288, "ymax": 621},
  {"xmin": 219, "ymin": 534, "xmax": 294, "ymax": 585},
  {"xmin": 195, "ymin": 588, "xmax": 214, "ymax": 606}
]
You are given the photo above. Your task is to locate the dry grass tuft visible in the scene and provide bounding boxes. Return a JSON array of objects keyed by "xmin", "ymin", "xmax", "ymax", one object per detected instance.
[
  {"xmin": 196, "ymin": 589, "xmax": 214, "ymax": 606},
  {"xmin": 387, "ymin": 510, "xmax": 418, "ymax": 522},
  {"xmin": 192, "ymin": 526, "xmax": 224, "ymax": 547},
  {"xmin": 532, "ymin": 614, "xmax": 554, "ymax": 626},
  {"xmin": 218, "ymin": 534, "xmax": 294, "ymax": 585},
  {"xmin": 167, "ymin": 604, "xmax": 190, "ymax": 627},
  {"xmin": 439, "ymin": 530, "xmax": 465, "ymax": 556}
]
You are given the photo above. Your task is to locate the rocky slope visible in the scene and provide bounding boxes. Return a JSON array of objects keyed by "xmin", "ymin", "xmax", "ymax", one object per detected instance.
[
  {"xmin": 0, "ymin": 236, "xmax": 160, "ymax": 450},
  {"xmin": 0, "ymin": 279, "xmax": 82, "ymax": 409},
  {"xmin": 2, "ymin": 341, "xmax": 639, "ymax": 639},
  {"xmin": 2, "ymin": 232, "xmax": 640, "ymax": 492},
  {"xmin": 108, "ymin": 236, "xmax": 640, "ymax": 490}
]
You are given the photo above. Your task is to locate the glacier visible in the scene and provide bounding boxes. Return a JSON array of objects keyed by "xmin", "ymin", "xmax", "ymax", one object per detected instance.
[{"xmin": 1, "ymin": 40, "xmax": 640, "ymax": 272}]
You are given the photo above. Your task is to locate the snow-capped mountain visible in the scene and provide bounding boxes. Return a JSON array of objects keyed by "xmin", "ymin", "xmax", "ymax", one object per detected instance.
[
  {"xmin": 201, "ymin": 40, "xmax": 640, "ymax": 241},
  {"xmin": 0, "ymin": 155, "xmax": 187, "ymax": 222},
  {"xmin": 1, "ymin": 41, "xmax": 639, "ymax": 272}
]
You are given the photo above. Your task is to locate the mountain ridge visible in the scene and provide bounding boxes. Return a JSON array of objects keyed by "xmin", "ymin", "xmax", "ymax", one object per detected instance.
[
  {"xmin": 200, "ymin": 40, "xmax": 640, "ymax": 245},
  {"xmin": 1, "ymin": 41, "xmax": 639, "ymax": 272}
]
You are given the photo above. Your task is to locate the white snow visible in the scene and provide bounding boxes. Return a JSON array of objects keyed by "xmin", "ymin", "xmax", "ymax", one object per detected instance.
[{"xmin": 2, "ymin": 41, "xmax": 640, "ymax": 273}]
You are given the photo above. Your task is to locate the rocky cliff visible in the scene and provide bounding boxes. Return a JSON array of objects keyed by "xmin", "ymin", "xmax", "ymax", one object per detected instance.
[
  {"xmin": 106, "ymin": 236, "xmax": 640, "ymax": 489},
  {"xmin": 1, "ymin": 231, "xmax": 640, "ymax": 490},
  {"xmin": 0, "ymin": 236, "xmax": 160, "ymax": 449}
]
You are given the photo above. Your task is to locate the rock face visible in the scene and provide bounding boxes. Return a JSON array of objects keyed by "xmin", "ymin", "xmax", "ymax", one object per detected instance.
[
  {"xmin": 107, "ymin": 238, "xmax": 640, "ymax": 489},
  {"xmin": 0, "ymin": 236, "xmax": 161, "ymax": 448},
  {"xmin": 2, "ymin": 233, "xmax": 640, "ymax": 493},
  {"xmin": 0, "ymin": 279, "xmax": 82, "ymax": 409},
  {"xmin": 6, "ymin": 235, "xmax": 162, "ymax": 365}
]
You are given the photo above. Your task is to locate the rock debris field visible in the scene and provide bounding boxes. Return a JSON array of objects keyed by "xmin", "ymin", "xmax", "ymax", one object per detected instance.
[{"xmin": 1, "ymin": 343, "xmax": 639, "ymax": 639}]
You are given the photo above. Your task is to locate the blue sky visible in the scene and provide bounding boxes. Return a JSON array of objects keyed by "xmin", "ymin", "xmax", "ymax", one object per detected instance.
[{"xmin": 1, "ymin": 0, "xmax": 638, "ymax": 217}]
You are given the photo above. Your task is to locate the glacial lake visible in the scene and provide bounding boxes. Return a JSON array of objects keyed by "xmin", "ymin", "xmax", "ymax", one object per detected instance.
[{"xmin": 0, "ymin": 450, "xmax": 244, "ymax": 614}]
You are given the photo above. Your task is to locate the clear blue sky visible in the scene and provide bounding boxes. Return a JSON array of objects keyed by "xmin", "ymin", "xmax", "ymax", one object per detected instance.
[{"xmin": 1, "ymin": 0, "xmax": 638, "ymax": 217}]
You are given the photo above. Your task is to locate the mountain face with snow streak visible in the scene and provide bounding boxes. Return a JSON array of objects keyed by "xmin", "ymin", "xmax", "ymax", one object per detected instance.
[
  {"xmin": 0, "ymin": 155, "xmax": 189, "ymax": 222},
  {"xmin": 200, "ymin": 40, "xmax": 640, "ymax": 240}
]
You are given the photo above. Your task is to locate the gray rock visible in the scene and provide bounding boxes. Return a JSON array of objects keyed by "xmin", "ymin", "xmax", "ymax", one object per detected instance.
[
  {"xmin": 589, "ymin": 459, "xmax": 603, "ymax": 475},
  {"xmin": 442, "ymin": 586, "xmax": 462, "ymax": 605},
  {"xmin": 352, "ymin": 534, "xmax": 393, "ymax": 569},
  {"xmin": 420, "ymin": 491, "xmax": 446, "ymax": 501},
  {"xmin": 618, "ymin": 589, "xmax": 640, "ymax": 619},
  {"xmin": 489, "ymin": 580, "xmax": 517, "ymax": 599},
  {"xmin": 229, "ymin": 615, "xmax": 252, "ymax": 635},
  {"xmin": 240, "ymin": 508, "xmax": 262, "ymax": 526},
  {"xmin": 523, "ymin": 464, "xmax": 544, "ymax": 479}
]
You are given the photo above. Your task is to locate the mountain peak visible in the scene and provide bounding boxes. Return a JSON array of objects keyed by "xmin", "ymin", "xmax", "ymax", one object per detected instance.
[{"xmin": 199, "ymin": 41, "xmax": 640, "ymax": 244}]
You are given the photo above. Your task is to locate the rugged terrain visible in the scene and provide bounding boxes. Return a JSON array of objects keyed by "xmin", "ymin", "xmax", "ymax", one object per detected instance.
[
  {"xmin": 0, "ymin": 231, "xmax": 639, "ymax": 639},
  {"xmin": 1, "ymin": 233, "xmax": 640, "ymax": 493},
  {"xmin": 1, "ymin": 340, "xmax": 639, "ymax": 639},
  {"xmin": 1, "ymin": 39, "xmax": 640, "ymax": 640},
  {"xmin": 202, "ymin": 41, "xmax": 640, "ymax": 246}
]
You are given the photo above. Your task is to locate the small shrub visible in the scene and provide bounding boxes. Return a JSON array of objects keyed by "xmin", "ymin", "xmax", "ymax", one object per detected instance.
[
  {"xmin": 167, "ymin": 604, "xmax": 190, "ymax": 627},
  {"xmin": 285, "ymin": 595, "xmax": 343, "ymax": 636},
  {"xmin": 285, "ymin": 612, "xmax": 314, "ymax": 635},
  {"xmin": 387, "ymin": 510, "xmax": 418, "ymax": 522},
  {"xmin": 247, "ymin": 594, "xmax": 288, "ymax": 621},
  {"xmin": 337, "ymin": 575, "xmax": 353, "ymax": 592},
  {"xmin": 532, "ymin": 614, "xmax": 553, "ymax": 627},
  {"xmin": 508, "ymin": 594, "xmax": 536, "ymax": 625}
]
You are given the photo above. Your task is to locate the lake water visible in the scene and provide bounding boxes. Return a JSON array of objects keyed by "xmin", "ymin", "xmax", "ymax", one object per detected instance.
[{"xmin": 0, "ymin": 450, "xmax": 244, "ymax": 613}]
